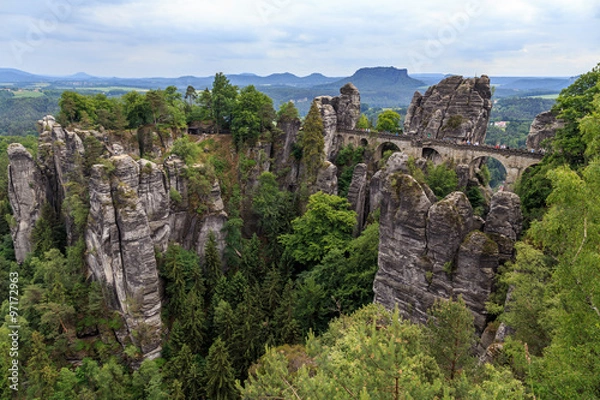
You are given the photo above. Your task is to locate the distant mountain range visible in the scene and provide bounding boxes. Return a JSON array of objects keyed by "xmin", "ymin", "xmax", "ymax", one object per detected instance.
[{"xmin": 0, "ymin": 66, "xmax": 577, "ymax": 113}]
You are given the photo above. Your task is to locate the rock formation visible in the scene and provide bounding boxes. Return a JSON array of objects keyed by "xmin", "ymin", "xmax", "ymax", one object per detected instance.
[
  {"xmin": 7, "ymin": 144, "xmax": 46, "ymax": 263},
  {"xmin": 484, "ymin": 191, "xmax": 523, "ymax": 263},
  {"xmin": 526, "ymin": 110, "xmax": 564, "ymax": 151},
  {"xmin": 85, "ymin": 157, "xmax": 162, "ymax": 358},
  {"xmin": 373, "ymin": 170, "xmax": 517, "ymax": 332},
  {"xmin": 404, "ymin": 75, "xmax": 492, "ymax": 144},
  {"xmin": 314, "ymin": 83, "xmax": 361, "ymax": 161},
  {"xmin": 7, "ymin": 121, "xmax": 228, "ymax": 359},
  {"xmin": 315, "ymin": 161, "xmax": 338, "ymax": 195},
  {"xmin": 347, "ymin": 163, "xmax": 368, "ymax": 234}
]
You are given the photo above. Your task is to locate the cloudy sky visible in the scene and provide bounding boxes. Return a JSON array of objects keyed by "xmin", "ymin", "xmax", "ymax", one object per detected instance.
[{"xmin": 1, "ymin": 0, "xmax": 598, "ymax": 78}]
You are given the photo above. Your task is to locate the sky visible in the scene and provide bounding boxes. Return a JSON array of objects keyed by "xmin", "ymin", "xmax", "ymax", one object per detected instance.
[{"xmin": 0, "ymin": 0, "xmax": 599, "ymax": 78}]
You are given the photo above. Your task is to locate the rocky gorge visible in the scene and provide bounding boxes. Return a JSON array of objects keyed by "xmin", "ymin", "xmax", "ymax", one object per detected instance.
[{"xmin": 6, "ymin": 75, "xmax": 549, "ymax": 361}]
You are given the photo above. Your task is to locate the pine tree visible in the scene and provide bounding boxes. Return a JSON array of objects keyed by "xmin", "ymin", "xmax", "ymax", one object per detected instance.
[
  {"xmin": 300, "ymin": 101, "xmax": 325, "ymax": 184},
  {"xmin": 427, "ymin": 296, "xmax": 476, "ymax": 380},
  {"xmin": 213, "ymin": 300, "xmax": 235, "ymax": 343},
  {"xmin": 164, "ymin": 344, "xmax": 202, "ymax": 399},
  {"xmin": 26, "ymin": 331, "xmax": 58, "ymax": 399},
  {"xmin": 180, "ymin": 289, "xmax": 206, "ymax": 354},
  {"xmin": 204, "ymin": 232, "xmax": 222, "ymax": 296},
  {"xmin": 274, "ymin": 279, "xmax": 301, "ymax": 344},
  {"xmin": 204, "ymin": 337, "xmax": 238, "ymax": 400}
]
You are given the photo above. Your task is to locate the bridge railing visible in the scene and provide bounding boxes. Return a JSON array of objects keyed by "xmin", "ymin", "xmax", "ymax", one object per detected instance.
[{"xmin": 339, "ymin": 129, "xmax": 544, "ymax": 160}]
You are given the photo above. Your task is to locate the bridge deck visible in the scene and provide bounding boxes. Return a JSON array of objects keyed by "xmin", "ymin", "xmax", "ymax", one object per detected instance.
[{"xmin": 339, "ymin": 129, "xmax": 544, "ymax": 160}]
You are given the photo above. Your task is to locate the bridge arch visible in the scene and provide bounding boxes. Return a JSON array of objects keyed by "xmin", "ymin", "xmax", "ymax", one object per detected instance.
[
  {"xmin": 422, "ymin": 147, "xmax": 442, "ymax": 165},
  {"xmin": 469, "ymin": 156, "xmax": 508, "ymax": 189},
  {"xmin": 360, "ymin": 138, "xmax": 369, "ymax": 147},
  {"xmin": 376, "ymin": 142, "xmax": 401, "ymax": 160}
]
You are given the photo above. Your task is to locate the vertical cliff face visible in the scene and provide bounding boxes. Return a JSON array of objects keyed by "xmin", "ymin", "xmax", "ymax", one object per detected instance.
[
  {"xmin": 404, "ymin": 75, "xmax": 492, "ymax": 144},
  {"xmin": 7, "ymin": 144, "xmax": 46, "ymax": 263},
  {"xmin": 314, "ymin": 83, "xmax": 361, "ymax": 161},
  {"xmin": 164, "ymin": 155, "xmax": 228, "ymax": 262},
  {"xmin": 373, "ymin": 169, "xmax": 520, "ymax": 332},
  {"xmin": 526, "ymin": 110, "xmax": 564, "ymax": 151},
  {"xmin": 7, "ymin": 123, "xmax": 228, "ymax": 359},
  {"xmin": 85, "ymin": 156, "xmax": 163, "ymax": 358},
  {"xmin": 347, "ymin": 163, "xmax": 368, "ymax": 234}
]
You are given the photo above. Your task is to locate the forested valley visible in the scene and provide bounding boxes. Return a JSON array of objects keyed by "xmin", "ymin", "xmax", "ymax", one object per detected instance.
[{"xmin": 0, "ymin": 64, "xmax": 598, "ymax": 400}]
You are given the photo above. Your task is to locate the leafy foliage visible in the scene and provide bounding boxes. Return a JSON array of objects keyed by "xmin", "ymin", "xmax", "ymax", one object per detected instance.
[
  {"xmin": 280, "ymin": 192, "xmax": 356, "ymax": 268},
  {"xmin": 375, "ymin": 109, "xmax": 401, "ymax": 132}
]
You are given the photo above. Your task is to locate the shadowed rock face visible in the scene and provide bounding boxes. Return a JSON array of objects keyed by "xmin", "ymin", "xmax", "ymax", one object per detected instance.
[
  {"xmin": 526, "ymin": 110, "xmax": 564, "ymax": 151},
  {"xmin": 404, "ymin": 75, "xmax": 492, "ymax": 144},
  {"xmin": 484, "ymin": 191, "xmax": 523, "ymax": 263},
  {"xmin": 7, "ymin": 144, "xmax": 45, "ymax": 263},
  {"xmin": 86, "ymin": 156, "xmax": 163, "ymax": 359},
  {"xmin": 373, "ymin": 171, "xmax": 511, "ymax": 333},
  {"xmin": 347, "ymin": 163, "xmax": 368, "ymax": 234}
]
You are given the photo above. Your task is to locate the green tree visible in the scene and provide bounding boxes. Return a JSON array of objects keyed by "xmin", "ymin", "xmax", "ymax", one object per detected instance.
[
  {"xmin": 123, "ymin": 90, "xmax": 152, "ymax": 127},
  {"xmin": 499, "ymin": 242, "xmax": 552, "ymax": 356},
  {"xmin": 356, "ymin": 113, "xmax": 370, "ymax": 129},
  {"xmin": 280, "ymin": 192, "xmax": 356, "ymax": 268},
  {"xmin": 300, "ymin": 101, "xmax": 325, "ymax": 183},
  {"xmin": 26, "ymin": 331, "xmax": 58, "ymax": 399},
  {"xmin": 525, "ymin": 160, "xmax": 600, "ymax": 398},
  {"xmin": 163, "ymin": 344, "xmax": 203, "ymax": 399},
  {"xmin": 276, "ymin": 101, "xmax": 300, "ymax": 123},
  {"xmin": 425, "ymin": 162, "xmax": 459, "ymax": 200},
  {"xmin": 252, "ymin": 171, "xmax": 293, "ymax": 258},
  {"xmin": 427, "ymin": 296, "xmax": 476, "ymax": 380},
  {"xmin": 209, "ymin": 72, "xmax": 238, "ymax": 133},
  {"xmin": 184, "ymin": 85, "xmax": 197, "ymax": 107},
  {"xmin": 231, "ymin": 85, "xmax": 275, "ymax": 148},
  {"xmin": 204, "ymin": 232, "xmax": 222, "ymax": 295},
  {"xmin": 204, "ymin": 337, "xmax": 238, "ymax": 400},
  {"xmin": 375, "ymin": 109, "xmax": 401, "ymax": 132}
]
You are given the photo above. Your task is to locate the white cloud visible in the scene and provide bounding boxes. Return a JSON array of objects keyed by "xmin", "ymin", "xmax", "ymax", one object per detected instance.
[{"xmin": 0, "ymin": 0, "xmax": 598, "ymax": 77}]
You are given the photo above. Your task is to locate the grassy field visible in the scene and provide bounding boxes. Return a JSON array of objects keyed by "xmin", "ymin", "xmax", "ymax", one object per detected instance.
[
  {"xmin": 526, "ymin": 93, "xmax": 560, "ymax": 100},
  {"xmin": 54, "ymin": 86, "xmax": 149, "ymax": 92},
  {"xmin": 11, "ymin": 90, "xmax": 45, "ymax": 98}
]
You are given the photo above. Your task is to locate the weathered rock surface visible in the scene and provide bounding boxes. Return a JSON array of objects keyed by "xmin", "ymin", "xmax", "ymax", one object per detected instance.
[
  {"xmin": 373, "ymin": 169, "xmax": 507, "ymax": 332},
  {"xmin": 7, "ymin": 121, "xmax": 228, "ymax": 359},
  {"xmin": 526, "ymin": 110, "xmax": 564, "ymax": 151},
  {"xmin": 426, "ymin": 192, "xmax": 473, "ymax": 267},
  {"xmin": 369, "ymin": 152, "xmax": 414, "ymax": 213},
  {"xmin": 484, "ymin": 191, "xmax": 523, "ymax": 262},
  {"xmin": 336, "ymin": 83, "xmax": 361, "ymax": 130},
  {"xmin": 37, "ymin": 124, "xmax": 85, "ymax": 209},
  {"xmin": 347, "ymin": 163, "xmax": 368, "ymax": 234},
  {"xmin": 404, "ymin": 75, "xmax": 492, "ymax": 144},
  {"xmin": 315, "ymin": 161, "xmax": 338, "ymax": 195},
  {"xmin": 453, "ymin": 231, "xmax": 499, "ymax": 331},
  {"xmin": 373, "ymin": 173, "xmax": 433, "ymax": 323},
  {"xmin": 275, "ymin": 119, "xmax": 301, "ymax": 168},
  {"xmin": 85, "ymin": 157, "xmax": 162, "ymax": 359},
  {"xmin": 164, "ymin": 156, "xmax": 227, "ymax": 262},
  {"xmin": 314, "ymin": 83, "xmax": 361, "ymax": 161},
  {"xmin": 7, "ymin": 144, "xmax": 46, "ymax": 263},
  {"xmin": 137, "ymin": 159, "xmax": 170, "ymax": 252}
]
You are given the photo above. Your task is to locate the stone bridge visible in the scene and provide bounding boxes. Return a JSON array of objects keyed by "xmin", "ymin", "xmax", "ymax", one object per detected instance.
[{"xmin": 337, "ymin": 130, "xmax": 544, "ymax": 188}]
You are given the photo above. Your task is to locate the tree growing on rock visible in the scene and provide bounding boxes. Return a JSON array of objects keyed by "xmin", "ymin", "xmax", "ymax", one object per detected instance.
[{"xmin": 299, "ymin": 101, "xmax": 325, "ymax": 184}]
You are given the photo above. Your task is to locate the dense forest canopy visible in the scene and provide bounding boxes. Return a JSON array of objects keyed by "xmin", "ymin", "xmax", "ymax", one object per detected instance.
[{"xmin": 0, "ymin": 64, "xmax": 598, "ymax": 399}]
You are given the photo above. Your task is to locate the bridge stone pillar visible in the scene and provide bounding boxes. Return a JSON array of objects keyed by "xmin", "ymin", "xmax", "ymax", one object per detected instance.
[{"xmin": 504, "ymin": 167, "xmax": 522, "ymax": 191}]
